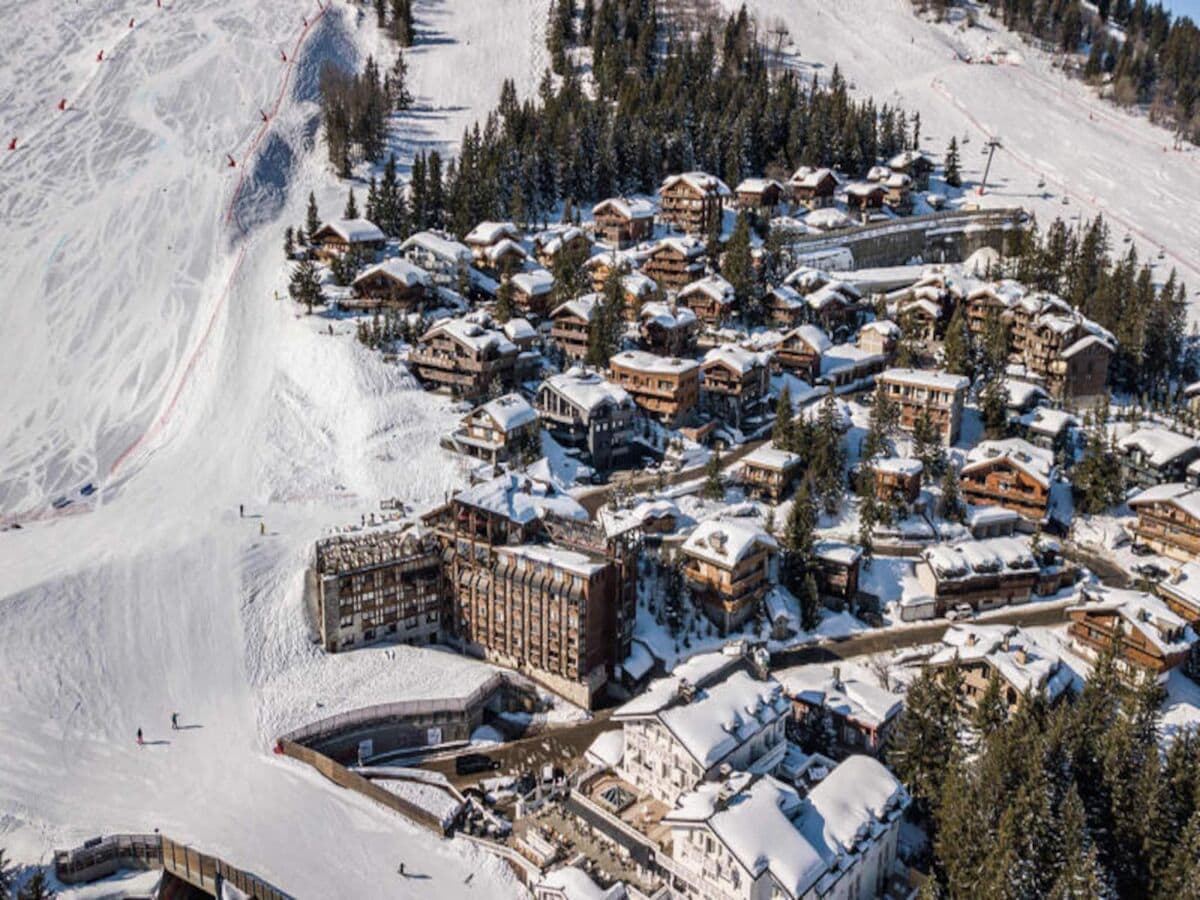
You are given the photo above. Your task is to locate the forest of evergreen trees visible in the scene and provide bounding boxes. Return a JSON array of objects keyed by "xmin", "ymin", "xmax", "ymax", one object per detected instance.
[
  {"xmin": 889, "ymin": 643, "xmax": 1200, "ymax": 897},
  {"xmin": 928, "ymin": 0, "xmax": 1200, "ymax": 143},
  {"xmin": 318, "ymin": 1, "xmax": 925, "ymax": 239},
  {"xmin": 1000, "ymin": 213, "xmax": 1192, "ymax": 398}
]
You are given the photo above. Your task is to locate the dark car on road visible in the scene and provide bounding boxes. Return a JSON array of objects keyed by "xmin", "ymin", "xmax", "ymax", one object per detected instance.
[{"xmin": 455, "ymin": 753, "xmax": 500, "ymax": 776}]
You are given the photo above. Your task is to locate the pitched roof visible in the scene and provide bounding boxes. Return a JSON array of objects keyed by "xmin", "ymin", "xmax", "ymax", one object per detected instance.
[
  {"xmin": 474, "ymin": 393, "xmax": 537, "ymax": 432},
  {"xmin": 682, "ymin": 519, "xmax": 778, "ymax": 569},
  {"xmin": 592, "ymin": 196, "xmax": 656, "ymax": 220},
  {"xmin": 453, "ymin": 473, "xmax": 587, "ymax": 524},
  {"xmin": 400, "ymin": 230, "xmax": 473, "ymax": 263},
  {"xmin": 661, "ymin": 171, "xmax": 733, "ymax": 197},
  {"xmin": 318, "ymin": 218, "xmax": 385, "ymax": 243},
  {"xmin": 354, "ymin": 257, "xmax": 431, "ymax": 288},
  {"xmin": 542, "ymin": 368, "xmax": 633, "ymax": 415}
]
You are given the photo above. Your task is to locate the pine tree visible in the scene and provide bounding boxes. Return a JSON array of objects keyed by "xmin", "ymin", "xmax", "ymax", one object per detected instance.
[
  {"xmin": 773, "ymin": 385, "xmax": 794, "ymax": 450},
  {"xmin": 810, "ymin": 393, "xmax": 846, "ymax": 514},
  {"xmin": 886, "ymin": 665, "xmax": 960, "ymax": 819},
  {"xmin": 940, "ymin": 464, "xmax": 964, "ymax": 521},
  {"xmin": 702, "ymin": 448, "xmax": 724, "ymax": 500},
  {"xmin": 971, "ymin": 668, "xmax": 1009, "ymax": 741},
  {"xmin": 979, "ymin": 371, "xmax": 1010, "ymax": 439},
  {"xmin": 305, "ymin": 191, "xmax": 321, "ymax": 239},
  {"xmin": 799, "ymin": 571, "xmax": 821, "ymax": 632},
  {"xmin": 0, "ymin": 848, "xmax": 13, "ymax": 897},
  {"xmin": 944, "ymin": 136, "xmax": 962, "ymax": 188},
  {"xmin": 283, "ymin": 226, "xmax": 295, "ymax": 260},
  {"xmin": 344, "ymin": 188, "xmax": 359, "ymax": 220},
  {"xmin": 18, "ymin": 870, "xmax": 55, "ymax": 900},
  {"xmin": 1048, "ymin": 786, "xmax": 1114, "ymax": 899},
  {"xmin": 942, "ymin": 303, "xmax": 973, "ymax": 377},
  {"xmin": 722, "ymin": 212, "xmax": 757, "ymax": 322},
  {"xmin": 857, "ymin": 475, "xmax": 877, "ymax": 567},
  {"xmin": 1157, "ymin": 808, "xmax": 1200, "ymax": 899},
  {"xmin": 289, "ymin": 258, "xmax": 323, "ymax": 314},
  {"xmin": 1074, "ymin": 406, "xmax": 1124, "ymax": 514},
  {"xmin": 912, "ymin": 407, "xmax": 946, "ymax": 482},
  {"xmin": 861, "ymin": 382, "xmax": 897, "ymax": 462},
  {"xmin": 495, "ymin": 276, "xmax": 514, "ymax": 324},
  {"xmin": 390, "ymin": 49, "xmax": 413, "ymax": 111}
]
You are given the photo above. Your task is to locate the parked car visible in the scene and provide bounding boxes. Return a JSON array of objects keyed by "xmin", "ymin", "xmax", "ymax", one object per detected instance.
[
  {"xmin": 1133, "ymin": 562, "xmax": 1167, "ymax": 581},
  {"xmin": 455, "ymin": 753, "xmax": 500, "ymax": 776},
  {"xmin": 945, "ymin": 603, "xmax": 975, "ymax": 621},
  {"xmin": 1130, "ymin": 543, "xmax": 1155, "ymax": 557}
]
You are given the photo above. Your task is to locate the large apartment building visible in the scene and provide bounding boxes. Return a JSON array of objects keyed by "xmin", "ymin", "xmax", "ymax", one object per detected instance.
[
  {"xmin": 314, "ymin": 526, "xmax": 444, "ymax": 652},
  {"xmin": 879, "ymin": 367, "xmax": 970, "ymax": 446},
  {"xmin": 425, "ymin": 474, "xmax": 636, "ymax": 707}
]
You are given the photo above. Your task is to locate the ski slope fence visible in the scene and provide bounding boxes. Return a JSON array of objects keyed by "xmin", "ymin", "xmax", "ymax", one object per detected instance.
[
  {"xmin": 53, "ymin": 832, "xmax": 294, "ymax": 898},
  {"xmin": 278, "ymin": 739, "xmax": 451, "ymax": 835}
]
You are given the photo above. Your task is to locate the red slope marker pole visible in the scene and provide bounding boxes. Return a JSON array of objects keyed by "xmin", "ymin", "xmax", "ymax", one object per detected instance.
[
  {"xmin": 226, "ymin": 154, "xmax": 237, "ymax": 168},
  {"xmin": 58, "ymin": 98, "xmax": 67, "ymax": 111},
  {"xmin": 260, "ymin": 108, "xmax": 270, "ymax": 123},
  {"xmin": 280, "ymin": 49, "xmax": 288, "ymax": 62},
  {"xmin": 129, "ymin": 17, "xmax": 136, "ymax": 28},
  {"xmin": 7, "ymin": 138, "xmax": 16, "ymax": 151},
  {"xmin": 97, "ymin": 49, "xmax": 104, "ymax": 62}
]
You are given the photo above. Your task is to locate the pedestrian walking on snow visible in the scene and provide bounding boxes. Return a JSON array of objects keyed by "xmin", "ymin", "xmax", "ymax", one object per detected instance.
[
  {"xmin": 398, "ymin": 862, "xmax": 406, "ymax": 876},
  {"xmin": 259, "ymin": 521, "xmax": 265, "ymax": 536},
  {"xmin": 239, "ymin": 503, "xmax": 244, "ymax": 518},
  {"xmin": 171, "ymin": 712, "xmax": 179, "ymax": 730},
  {"xmin": 137, "ymin": 728, "xmax": 144, "ymax": 746}
]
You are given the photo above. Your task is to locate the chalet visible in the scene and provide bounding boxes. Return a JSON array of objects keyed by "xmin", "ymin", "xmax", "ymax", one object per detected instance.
[
  {"xmin": 591, "ymin": 197, "xmax": 655, "ymax": 248},
  {"xmin": 788, "ymin": 166, "xmax": 837, "ymax": 209},
  {"xmin": 738, "ymin": 444, "xmax": 803, "ymax": 502},
  {"xmin": 464, "ymin": 221, "xmax": 523, "ymax": 266},
  {"xmin": 409, "ymin": 317, "xmax": 518, "ymax": 400},
  {"xmin": 870, "ymin": 457, "xmax": 923, "ymax": 508},
  {"xmin": 536, "ymin": 368, "xmax": 637, "ymax": 472},
  {"xmin": 609, "ymin": 350, "xmax": 701, "ymax": 427},
  {"xmin": 1187, "ymin": 381, "xmax": 1200, "ymax": 415},
  {"xmin": 658, "ymin": 171, "xmax": 732, "ymax": 236},
  {"xmin": 502, "ymin": 317, "xmax": 539, "ymax": 353},
  {"xmin": 817, "ymin": 343, "xmax": 888, "ymax": 391},
  {"xmin": 680, "ymin": 519, "xmax": 778, "ymax": 630},
  {"xmin": 679, "ymin": 275, "xmax": 735, "ymax": 327},
  {"xmin": 549, "ymin": 294, "xmax": 600, "ymax": 362},
  {"xmin": 1129, "ymin": 483, "xmax": 1200, "ymax": 563},
  {"xmin": 888, "ymin": 149, "xmax": 935, "ymax": 190},
  {"xmin": 879, "ymin": 368, "xmax": 970, "ymax": 446},
  {"xmin": 620, "ymin": 271, "xmax": 657, "ymax": 320},
  {"xmin": 803, "ymin": 207, "xmax": 855, "ymax": 232},
  {"xmin": 347, "ymin": 258, "xmax": 431, "ymax": 311},
  {"xmin": 927, "ymin": 624, "xmax": 1073, "ymax": 714},
  {"xmin": 509, "ymin": 269, "xmax": 555, "ymax": 317},
  {"xmin": 1069, "ymin": 587, "xmax": 1194, "ymax": 682},
  {"xmin": 476, "ymin": 237, "xmax": 528, "ymax": 273},
  {"xmin": 765, "ymin": 284, "xmax": 807, "ymax": 329},
  {"xmin": 642, "ymin": 237, "xmax": 705, "ymax": 292},
  {"xmin": 844, "ymin": 181, "xmax": 887, "ymax": 215},
  {"xmin": 961, "ymin": 438, "xmax": 1055, "ymax": 524},
  {"xmin": 533, "ymin": 868, "xmax": 624, "ymax": 900},
  {"xmin": 1156, "ymin": 561, "xmax": 1200, "ymax": 626},
  {"xmin": 915, "ymin": 536, "xmax": 1069, "ymax": 616},
  {"xmin": 1017, "ymin": 406, "xmax": 1078, "ymax": 452},
  {"xmin": 634, "ymin": 302, "xmax": 695, "ymax": 358},
  {"xmin": 734, "ymin": 177, "xmax": 786, "ymax": 215},
  {"xmin": 896, "ymin": 298, "xmax": 942, "ymax": 343},
  {"xmin": 664, "ymin": 759, "xmax": 908, "ymax": 900},
  {"xmin": 599, "ymin": 498, "xmax": 680, "ymax": 542},
  {"xmin": 776, "ymin": 324, "xmax": 831, "ymax": 381},
  {"xmin": 883, "ymin": 171, "xmax": 914, "ymax": 213},
  {"xmin": 583, "ymin": 250, "xmax": 641, "ymax": 293},
  {"xmin": 779, "ymin": 664, "xmax": 903, "ymax": 755},
  {"xmin": 700, "ymin": 345, "xmax": 771, "ymax": 430},
  {"xmin": 449, "ymin": 393, "xmax": 539, "ymax": 465},
  {"xmin": 784, "ymin": 273, "xmax": 864, "ymax": 339},
  {"xmin": 310, "ymin": 218, "xmax": 386, "ymax": 261},
  {"xmin": 813, "ymin": 540, "xmax": 863, "ymax": 603},
  {"xmin": 859, "ymin": 319, "xmax": 902, "ymax": 357},
  {"xmin": 399, "ymin": 231, "xmax": 473, "ymax": 287},
  {"xmin": 1116, "ymin": 427, "xmax": 1200, "ymax": 489},
  {"xmin": 614, "ymin": 653, "xmax": 789, "ymax": 803},
  {"xmin": 532, "ymin": 225, "xmax": 590, "ymax": 268}
]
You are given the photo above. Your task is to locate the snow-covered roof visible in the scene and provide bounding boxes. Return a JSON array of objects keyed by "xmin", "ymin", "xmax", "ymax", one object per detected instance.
[
  {"xmin": 453, "ymin": 473, "xmax": 587, "ymax": 524},
  {"xmin": 800, "ymin": 756, "xmax": 906, "ymax": 863},
  {"xmin": 400, "ymin": 231, "xmax": 473, "ymax": 263},
  {"xmin": 887, "ymin": 149, "xmax": 932, "ymax": 170},
  {"xmin": 1117, "ymin": 427, "xmax": 1199, "ymax": 468},
  {"xmin": 658, "ymin": 669, "xmax": 789, "ymax": 767},
  {"xmin": 777, "ymin": 664, "xmax": 903, "ymax": 728},
  {"xmin": 1073, "ymin": 587, "xmax": 1193, "ymax": 657},
  {"xmin": 964, "ymin": 438, "xmax": 1054, "ymax": 489},
  {"xmin": 538, "ymin": 866, "xmax": 625, "ymax": 900},
  {"xmin": 682, "ymin": 519, "xmax": 778, "ymax": 569},
  {"xmin": 542, "ymin": 368, "xmax": 633, "ymax": 415},
  {"xmin": 465, "ymin": 221, "xmax": 520, "ymax": 246},
  {"xmin": 661, "ymin": 171, "xmax": 732, "ymax": 197},
  {"xmin": 622, "ymin": 271, "xmax": 656, "ymax": 296},
  {"xmin": 639, "ymin": 301, "xmax": 698, "ymax": 329},
  {"xmin": 503, "ymin": 317, "xmax": 537, "ymax": 341},
  {"xmin": 703, "ymin": 344, "xmax": 769, "ymax": 375},
  {"xmin": 922, "ymin": 536, "xmax": 1038, "ymax": 580},
  {"xmin": 741, "ymin": 444, "xmax": 802, "ymax": 472},
  {"xmin": 845, "ymin": 181, "xmax": 886, "ymax": 198},
  {"xmin": 861, "ymin": 318, "xmax": 902, "ymax": 338},
  {"xmin": 680, "ymin": 274, "xmax": 735, "ymax": 305},
  {"xmin": 599, "ymin": 498, "xmax": 679, "ymax": 539},
  {"xmin": 789, "ymin": 166, "xmax": 836, "ymax": 188},
  {"xmin": 805, "ymin": 282, "xmax": 857, "ymax": 311},
  {"xmin": 880, "ymin": 367, "xmax": 969, "ymax": 392},
  {"xmin": 615, "ymin": 649, "xmax": 745, "ymax": 719},
  {"xmin": 1004, "ymin": 379, "xmax": 1049, "ymax": 410},
  {"xmin": 610, "ymin": 350, "xmax": 699, "ymax": 375},
  {"xmin": 931, "ymin": 624, "xmax": 1071, "ymax": 700},
  {"xmin": 785, "ymin": 267, "xmax": 831, "ymax": 290},
  {"xmin": 653, "ymin": 236, "xmax": 706, "ymax": 259},
  {"xmin": 483, "ymin": 237, "xmax": 528, "ymax": 264},
  {"xmin": 813, "ymin": 539, "xmax": 862, "ymax": 566},
  {"xmin": 354, "ymin": 257, "xmax": 431, "ymax": 288},
  {"xmin": 872, "ymin": 456, "xmax": 924, "ymax": 477},
  {"xmin": 511, "ymin": 268, "xmax": 555, "ymax": 296},
  {"xmin": 866, "ymin": 165, "xmax": 892, "ymax": 183},
  {"xmin": 423, "ymin": 317, "xmax": 517, "ymax": 354},
  {"xmin": 498, "ymin": 542, "xmax": 606, "ymax": 578},
  {"xmin": 318, "ymin": 217, "xmax": 385, "ymax": 243},
  {"xmin": 592, "ymin": 196, "xmax": 656, "ymax": 220},
  {"xmin": 1018, "ymin": 406, "xmax": 1077, "ymax": 438},
  {"xmin": 1128, "ymin": 483, "xmax": 1200, "ymax": 521},
  {"xmin": 819, "ymin": 343, "xmax": 884, "ymax": 377},
  {"xmin": 534, "ymin": 225, "xmax": 587, "ymax": 256},
  {"xmin": 473, "ymin": 393, "xmax": 537, "ymax": 432},
  {"xmin": 735, "ymin": 177, "xmax": 785, "ymax": 194},
  {"xmin": 552, "ymin": 293, "xmax": 601, "ymax": 322},
  {"xmin": 584, "ymin": 730, "xmax": 626, "ymax": 770},
  {"xmin": 1158, "ymin": 561, "xmax": 1200, "ymax": 614},
  {"xmin": 768, "ymin": 284, "xmax": 805, "ymax": 309},
  {"xmin": 784, "ymin": 324, "xmax": 833, "ymax": 355},
  {"xmin": 1060, "ymin": 334, "xmax": 1111, "ymax": 359}
]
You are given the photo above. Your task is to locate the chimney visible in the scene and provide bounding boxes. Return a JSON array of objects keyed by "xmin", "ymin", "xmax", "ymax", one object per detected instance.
[
  {"xmin": 750, "ymin": 645, "xmax": 771, "ymax": 680},
  {"xmin": 1014, "ymin": 648, "xmax": 1028, "ymax": 665},
  {"xmin": 965, "ymin": 632, "xmax": 977, "ymax": 647},
  {"xmin": 832, "ymin": 665, "xmax": 843, "ymax": 690}
]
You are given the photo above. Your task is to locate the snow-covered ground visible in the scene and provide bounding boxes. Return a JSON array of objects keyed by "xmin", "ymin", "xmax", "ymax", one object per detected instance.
[
  {"xmin": 0, "ymin": 0, "xmax": 543, "ymax": 895},
  {"xmin": 729, "ymin": 0, "xmax": 1200, "ymax": 311}
]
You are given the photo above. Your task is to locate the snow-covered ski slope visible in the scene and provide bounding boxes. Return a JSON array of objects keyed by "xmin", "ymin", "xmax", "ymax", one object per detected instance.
[
  {"xmin": 732, "ymin": 0, "xmax": 1200, "ymax": 303},
  {"xmin": 0, "ymin": 0, "xmax": 542, "ymax": 894}
]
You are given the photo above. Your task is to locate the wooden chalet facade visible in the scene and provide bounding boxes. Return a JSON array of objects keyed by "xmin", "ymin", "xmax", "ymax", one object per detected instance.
[
  {"xmin": 642, "ymin": 237, "xmax": 705, "ymax": 292},
  {"xmin": 536, "ymin": 369, "xmax": 637, "ymax": 472},
  {"xmin": 409, "ymin": 318, "xmax": 518, "ymax": 401},
  {"xmin": 879, "ymin": 368, "xmax": 970, "ymax": 446},
  {"xmin": 765, "ymin": 285, "xmax": 808, "ymax": 329},
  {"xmin": 1069, "ymin": 588, "xmax": 1193, "ymax": 681},
  {"xmin": 734, "ymin": 178, "xmax": 785, "ymax": 215},
  {"xmin": 739, "ymin": 445, "xmax": 803, "ymax": 502},
  {"xmin": 813, "ymin": 541, "xmax": 863, "ymax": 602},
  {"xmin": 549, "ymin": 295, "xmax": 599, "ymax": 363},
  {"xmin": 788, "ymin": 166, "xmax": 837, "ymax": 209},
  {"xmin": 700, "ymin": 345, "xmax": 771, "ymax": 430},
  {"xmin": 960, "ymin": 439, "xmax": 1054, "ymax": 523},
  {"xmin": 608, "ymin": 350, "xmax": 700, "ymax": 427},
  {"xmin": 347, "ymin": 258, "xmax": 431, "ymax": 312},
  {"xmin": 844, "ymin": 182, "xmax": 886, "ymax": 215},
  {"xmin": 591, "ymin": 197, "xmax": 655, "ymax": 248},
  {"xmin": 680, "ymin": 521, "xmax": 778, "ymax": 631},
  {"xmin": 310, "ymin": 218, "xmax": 386, "ymax": 261},
  {"xmin": 678, "ymin": 275, "xmax": 735, "ymax": 328},
  {"xmin": 1129, "ymin": 484, "xmax": 1200, "ymax": 563},
  {"xmin": 776, "ymin": 325, "xmax": 832, "ymax": 381},
  {"xmin": 449, "ymin": 393, "xmax": 539, "ymax": 465},
  {"xmin": 658, "ymin": 172, "xmax": 731, "ymax": 236},
  {"xmin": 638, "ymin": 302, "xmax": 698, "ymax": 357},
  {"xmin": 870, "ymin": 458, "xmax": 923, "ymax": 508},
  {"xmin": 509, "ymin": 269, "xmax": 555, "ymax": 317}
]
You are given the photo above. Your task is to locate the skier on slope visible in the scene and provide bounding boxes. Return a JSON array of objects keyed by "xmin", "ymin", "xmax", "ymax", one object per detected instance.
[
  {"xmin": 137, "ymin": 728, "xmax": 144, "ymax": 746},
  {"xmin": 171, "ymin": 712, "xmax": 179, "ymax": 730}
]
